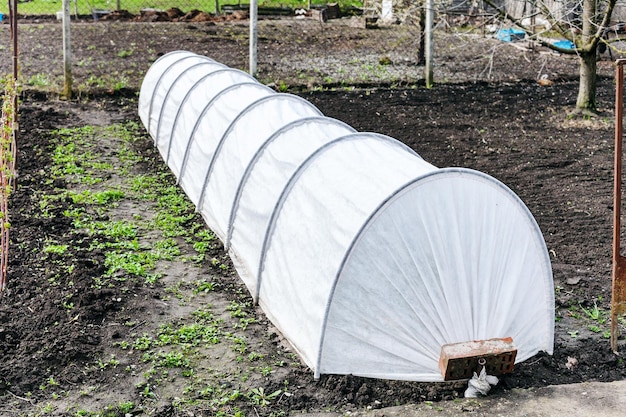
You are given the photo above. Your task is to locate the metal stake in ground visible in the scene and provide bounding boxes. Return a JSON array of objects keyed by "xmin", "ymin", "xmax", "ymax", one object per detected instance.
[{"xmin": 612, "ymin": 59, "xmax": 626, "ymax": 353}]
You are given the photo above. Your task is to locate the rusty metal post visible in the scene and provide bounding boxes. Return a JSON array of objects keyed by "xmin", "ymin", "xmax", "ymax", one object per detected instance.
[
  {"xmin": 10, "ymin": 0, "xmax": 18, "ymax": 113},
  {"xmin": 612, "ymin": 59, "xmax": 626, "ymax": 353}
]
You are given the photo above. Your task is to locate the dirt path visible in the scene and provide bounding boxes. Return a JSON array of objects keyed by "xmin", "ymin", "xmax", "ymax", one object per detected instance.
[{"xmin": 300, "ymin": 380, "xmax": 626, "ymax": 417}]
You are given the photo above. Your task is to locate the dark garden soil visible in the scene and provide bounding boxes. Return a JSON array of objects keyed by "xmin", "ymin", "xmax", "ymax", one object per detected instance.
[{"xmin": 0, "ymin": 14, "xmax": 625, "ymax": 417}]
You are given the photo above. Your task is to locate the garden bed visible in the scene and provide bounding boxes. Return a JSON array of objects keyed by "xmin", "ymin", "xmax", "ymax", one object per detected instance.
[{"xmin": 0, "ymin": 17, "xmax": 625, "ymax": 416}]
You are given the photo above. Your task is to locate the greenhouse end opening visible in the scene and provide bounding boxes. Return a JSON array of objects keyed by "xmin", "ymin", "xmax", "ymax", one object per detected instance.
[{"xmin": 138, "ymin": 51, "xmax": 555, "ymax": 383}]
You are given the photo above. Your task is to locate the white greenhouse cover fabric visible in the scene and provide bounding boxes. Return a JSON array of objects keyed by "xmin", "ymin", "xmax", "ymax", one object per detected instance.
[{"xmin": 139, "ymin": 51, "xmax": 554, "ymax": 382}]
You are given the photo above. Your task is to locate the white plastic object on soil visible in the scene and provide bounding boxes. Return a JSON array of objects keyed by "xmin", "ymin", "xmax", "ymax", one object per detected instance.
[{"xmin": 138, "ymin": 51, "xmax": 554, "ymax": 382}]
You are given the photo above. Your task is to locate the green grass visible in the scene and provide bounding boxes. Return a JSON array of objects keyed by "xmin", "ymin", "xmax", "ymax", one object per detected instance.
[
  {"xmin": 29, "ymin": 119, "xmax": 301, "ymax": 416},
  {"xmin": 42, "ymin": 242, "xmax": 69, "ymax": 255},
  {"xmin": 45, "ymin": 122, "xmax": 226, "ymax": 290},
  {"xmin": 1, "ymin": 0, "xmax": 361, "ymax": 16}
]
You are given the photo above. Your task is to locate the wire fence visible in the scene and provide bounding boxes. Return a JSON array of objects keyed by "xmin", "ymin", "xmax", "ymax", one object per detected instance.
[
  {"xmin": 3, "ymin": 0, "xmax": 624, "ymax": 96},
  {"xmin": 0, "ymin": 1, "xmax": 434, "ymax": 93},
  {"xmin": 1, "ymin": 1, "xmax": 218, "ymax": 16},
  {"xmin": 0, "ymin": 0, "xmax": 342, "ymax": 17}
]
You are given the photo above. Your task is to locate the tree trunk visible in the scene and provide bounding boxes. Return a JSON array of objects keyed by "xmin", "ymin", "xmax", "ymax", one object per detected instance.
[
  {"xmin": 576, "ymin": 0, "xmax": 597, "ymax": 112},
  {"xmin": 576, "ymin": 50, "xmax": 597, "ymax": 112}
]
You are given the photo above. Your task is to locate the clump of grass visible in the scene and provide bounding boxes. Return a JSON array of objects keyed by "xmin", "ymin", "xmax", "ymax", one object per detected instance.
[{"xmin": 36, "ymin": 120, "xmax": 295, "ymax": 415}]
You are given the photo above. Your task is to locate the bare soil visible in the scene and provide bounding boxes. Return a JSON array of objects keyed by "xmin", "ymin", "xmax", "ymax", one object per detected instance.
[{"xmin": 0, "ymin": 15, "xmax": 625, "ymax": 417}]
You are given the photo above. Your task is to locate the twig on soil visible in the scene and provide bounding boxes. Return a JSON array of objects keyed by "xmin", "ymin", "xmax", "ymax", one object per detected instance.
[
  {"xmin": 6, "ymin": 390, "xmax": 34, "ymax": 404},
  {"xmin": 478, "ymin": 44, "xmax": 500, "ymax": 80},
  {"xmin": 537, "ymin": 58, "xmax": 548, "ymax": 80},
  {"xmin": 129, "ymin": 320, "xmax": 147, "ymax": 332},
  {"xmin": 524, "ymin": 356, "xmax": 545, "ymax": 367}
]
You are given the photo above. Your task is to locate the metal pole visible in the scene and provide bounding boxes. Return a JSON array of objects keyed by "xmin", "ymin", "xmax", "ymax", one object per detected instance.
[
  {"xmin": 62, "ymin": 0, "xmax": 72, "ymax": 99},
  {"xmin": 612, "ymin": 59, "xmax": 626, "ymax": 353},
  {"xmin": 424, "ymin": 0, "xmax": 434, "ymax": 88},
  {"xmin": 10, "ymin": 0, "xmax": 17, "ymax": 162},
  {"xmin": 249, "ymin": 0, "xmax": 258, "ymax": 76},
  {"xmin": 10, "ymin": 0, "xmax": 17, "ymax": 112}
]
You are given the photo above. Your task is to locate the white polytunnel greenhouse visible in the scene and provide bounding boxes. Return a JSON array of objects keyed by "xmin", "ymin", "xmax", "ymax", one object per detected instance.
[{"xmin": 138, "ymin": 51, "xmax": 555, "ymax": 382}]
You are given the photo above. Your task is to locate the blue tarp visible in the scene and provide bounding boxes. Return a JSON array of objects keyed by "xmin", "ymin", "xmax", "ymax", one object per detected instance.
[
  {"xmin": 553, "ymin": 40, "xmax": 576, "ymax": 50},
  {"xmin": 496, "ymin": 28, "xmax": 525, "ymax": 42}
]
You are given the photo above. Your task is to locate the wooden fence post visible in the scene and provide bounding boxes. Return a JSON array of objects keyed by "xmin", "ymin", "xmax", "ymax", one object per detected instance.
[{"xmin": 62, "ymin": 0, "xmax": 72, "ymax": 99}]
